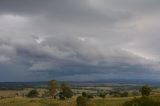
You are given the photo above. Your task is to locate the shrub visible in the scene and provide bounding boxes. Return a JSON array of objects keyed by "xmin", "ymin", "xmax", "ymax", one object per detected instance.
[
  {"xmin": 82, "ymin": 92, "xmax": 93, "ymax": 99},
  {"xmin": 76, "ymin": 96, "xmax": 88, "ymax": 106},
  {"xmin": 59, "ymin": 92, "xmax": 65, "ymax": 100},
  {"xmin": 99, "ymin": 92, "xmax": 106, "ymax": 98},
  {"xmin": 140, "ymin": 85, "xmax": 152, "ymax": 96},
  {"xmin": 123, "ymin": 97, "xmax": 160, "ymax": 106},
  {"xmin": 121, "ymin": 92, "xmax": 129, "ymax": 97},
  {"xmin": 109, "ymin": 91, "xmax": 121, "ymax": 97},
  {"xmin": 82, "ymin": 92, "xmax": 87, "ymax": 97},
  {"xmin": 27, "ymin": 89, "xmax": 39, "ymax": 98},
  {"xmin": 60, "ymin": 82, "xmax": 73, "ymax": 98},
  {"xmin": 87, "ymin": 93, "xmax": 94, "ymax": 99}
]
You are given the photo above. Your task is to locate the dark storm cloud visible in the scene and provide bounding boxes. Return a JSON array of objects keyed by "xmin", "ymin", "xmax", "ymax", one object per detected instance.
[
  {"xmin": 0, "ymin": 0, "xmax": 132, "ymax": 26},
  {"xmin": 0, "ymin": 0, "xmax": 160, "ymax": 81}
]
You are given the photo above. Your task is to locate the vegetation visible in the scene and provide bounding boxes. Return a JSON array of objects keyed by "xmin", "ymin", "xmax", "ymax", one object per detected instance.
[
  {"xmin": 27, "ymin": 89, "xmax": 39, "ymax": 98},
  {"xmin": 99, "ymin": 92, "xmax": 106, "ymax": 98},
  {"xmin": 82, "ymin": 92, "xmax": 87, "ymax": 97},
  {"xmin": 59, "ymin": 92, "xmax": 65, "ymax": 100},
  {"xmin": 82, "ymin": 92, "xmax": 94, "ymax": 99},
  {"xmin": 123, "ymin": 97, "xmax": 160, "ymax": 106},
  {"xmin": 121, "ymin": 92, "xmax": 129, "ymax": 97},
  {"xmin": 140, "ymin": 85, "xmax": 152, "ymax": 96},
  {"xmin": 76, "ymin": 96, "xmax": 88, "ymax": 106},
  {"xmin": 87, "ymin": 93, "xmax": 94, "ymax": 99},
  {"xmin": 0, "ymin": 81, "xmax": 159, "ymax": 106},
  {"xmin": 48, "ymin": 80, "xmax": 58, "ymax": 98},
  {"xmin": 60, "ymin": 82, "xmax": 73, "ymax": 98}
]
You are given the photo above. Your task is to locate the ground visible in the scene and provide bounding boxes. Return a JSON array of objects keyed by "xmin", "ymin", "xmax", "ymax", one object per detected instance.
[{"xmin": 0, "ymin": 96, "xmax": 135, "ymax": 106}]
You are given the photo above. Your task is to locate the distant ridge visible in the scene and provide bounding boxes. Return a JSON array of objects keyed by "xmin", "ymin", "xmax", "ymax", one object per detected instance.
[{"xmin": 0, "ymin": 79, "xmax": 160, "ymax": 88}]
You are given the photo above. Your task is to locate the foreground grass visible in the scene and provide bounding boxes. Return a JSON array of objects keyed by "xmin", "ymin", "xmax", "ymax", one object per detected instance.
[
  {"xmin": 0, "ymin": 97, "xmax": 76, "ymax": 106},
  {"xmin": 1, "ymin": 95, "xmax": 160, "ymax": 106},
  {"xmin": 0, "ymin": 96, "xmax": 134, "ymax": 106},
  {"xmin": 88, "ymin": 97, "xmax": 133, "ymax": 106}
]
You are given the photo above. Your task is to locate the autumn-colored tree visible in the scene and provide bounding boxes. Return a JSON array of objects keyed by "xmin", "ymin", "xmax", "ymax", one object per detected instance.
[{"xmin": 48, "ymin": 80, "xmax": 58, "ymax": 98}]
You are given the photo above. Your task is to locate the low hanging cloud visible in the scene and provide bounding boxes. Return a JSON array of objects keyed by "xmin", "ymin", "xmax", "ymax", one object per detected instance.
[{"xmin": 0, "ymin": 0, "xmax": 160, "ymax": 81}]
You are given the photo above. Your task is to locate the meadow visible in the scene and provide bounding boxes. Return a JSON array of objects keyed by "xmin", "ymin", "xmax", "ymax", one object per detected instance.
[
  {"xmin": 1, "ymin": 95, "xmax": 160, "ymax": 106},
  {"xmin": 0, "ymin": 82, "xmax": 160, "ymax": 106},
  {"xmin": 0, "ymin": 96, "xmax": 132, "ymax": 106}
]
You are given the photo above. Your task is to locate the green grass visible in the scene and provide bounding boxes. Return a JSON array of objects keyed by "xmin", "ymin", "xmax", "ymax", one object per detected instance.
[
  {"xmin": 0, "ymin": 95, "xmax": 160, "ymax": 106},
  {"xmin": 0, "ymin": 97, "xmax": 76, "ymax": 106},
  {"xmin": 88, "ymin": 97, "xmax": 133, "ymax": 106},
  {"xmin": 0, "ymin": 96, "xmax": 133, "ymax": 106}
]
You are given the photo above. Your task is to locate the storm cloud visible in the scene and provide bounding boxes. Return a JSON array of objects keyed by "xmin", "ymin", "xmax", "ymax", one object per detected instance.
[{"xmin": 0, "ymin": 0, "xmax": 160, "ymax": 81}]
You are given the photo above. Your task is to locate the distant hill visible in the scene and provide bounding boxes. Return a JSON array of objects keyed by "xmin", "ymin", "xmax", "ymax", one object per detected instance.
[{"xmin": 0, "ymin": 79, "xmax": 160, "ymax": 89}]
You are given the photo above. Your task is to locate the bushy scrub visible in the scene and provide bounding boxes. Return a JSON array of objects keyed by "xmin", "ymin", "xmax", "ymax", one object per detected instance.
[
  {"xmin": 60, "ymin": 82, "xmax": 73, "ymax": 98},
  {"xmin": 123, "ymin": 97, "xmax": 160, "ymax": 106},
  {"xmin": 27, "ymin": 89, "xmax": 39, "ymax": 98},
  {"xmin": 76, "ymin": 96, "xmax": 88, "ymax": 106},
  {"xmin": 82, "ymin": 92, "xmax": 94, "ymax": 99},
  {"xmin": 121, "ymin": 92, "xmax": 129, "ymax": 97},
  {"xmin": 140, "ymin": 85, "xmax": 152, "ymax": 96},
  {"xmin": 99, "ymin": 92, "xmax": 106, "ymax": 98},
  {"xmin": 82, "ymin": 92, "xmax": 87, "ymax": 97}
]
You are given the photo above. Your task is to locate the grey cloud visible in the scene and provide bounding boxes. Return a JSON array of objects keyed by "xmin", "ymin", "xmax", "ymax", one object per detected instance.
[
  {"xmin": 0, "ymin": 0, "xmax": 160, "ymax": 81},
  {"xmin": 0, "ymin": 0, "xmax": 132, "ymax": 26}
]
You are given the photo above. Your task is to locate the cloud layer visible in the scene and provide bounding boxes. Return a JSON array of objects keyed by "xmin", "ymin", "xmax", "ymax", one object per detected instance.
[{"xmin": 0, "ymin": 0, "xmax": 160, "ymax": 81}]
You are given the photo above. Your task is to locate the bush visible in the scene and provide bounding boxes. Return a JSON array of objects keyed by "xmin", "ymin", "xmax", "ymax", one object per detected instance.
[
  {"xmin": 60, "ymin": 82, "xmax": 73, "ymax": 98},
  {"xmin": 109, "ymin": 91, "xmax": 121, "ymax": 97},
  {"xmin": 27, "ymin": 89, "xmax": 39, "ymax": 98},
  {"xmin": 76, "ymin": 96, "xmax": 88, "ymax": 106},
  {"xmin": 99, "ymin": 92, "xmax": 106, "ymax": 98},
  {"xmin": 82, "ymin": 92, "xmax": 87, "ymax": 97},
  {"xmin": 87, "ymin": 93, "xmax": 94, "ymax": 99},
  {"xmin": 59, "ymin": 92, "xmax": 65, "ymax": 100},
  {"xmin": 140, "ymin": 85, "xmax": 152, "ymax": 96},
  {"xmin": 123, "ymin": 97, "xmax": 160, "ymax": 106},
  {"xmin": 82, "ymin": 92, "xmax": 93, "ymax": 99},
  {"xmin": 121, "ymin": 92, "xmax": 129, "ymax": 97}
]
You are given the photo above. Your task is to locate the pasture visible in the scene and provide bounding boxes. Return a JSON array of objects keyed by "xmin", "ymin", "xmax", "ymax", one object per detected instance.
[{"xmin": 0, "ymin": 96, "xmax": 132, "ymax": 106}]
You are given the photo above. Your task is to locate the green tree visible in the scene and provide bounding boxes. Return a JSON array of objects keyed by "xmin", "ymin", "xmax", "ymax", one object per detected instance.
[
  {"xmin": 140, "ymin": 85, "xmax": 152, "ymax": 96},
  {"xmin": 27, "ymin": 89, "xmax": 39, "ymax": 98},
  {"xmin": 60, "ymin": 82, "xmax": 73, "ymax": 98},
  {"xmin": 76, "ymin": 96, "xmax": 88, "ymax": 106},
  {"xmin": 48, "ymin": 80, "xmax": 58, "ymax": 98}
]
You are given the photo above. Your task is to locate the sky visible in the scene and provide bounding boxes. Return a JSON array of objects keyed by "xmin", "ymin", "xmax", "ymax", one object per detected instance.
[{"xmin": 0, "ymin": 0, "xmax": 160, "ymax": 81}]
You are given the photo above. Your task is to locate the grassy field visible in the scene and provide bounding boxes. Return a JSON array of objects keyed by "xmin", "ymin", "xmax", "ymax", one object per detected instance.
[
  {"xmin": 1, "ymin": 95, "xmax": 160, "ymax": 106},
  {"xmin": 0, "ymin": 96, "xmax": 134, "ymax": 106},
  {"xmin": 0, "ymin": 85, "xmax": 159, "ymax": 106}
]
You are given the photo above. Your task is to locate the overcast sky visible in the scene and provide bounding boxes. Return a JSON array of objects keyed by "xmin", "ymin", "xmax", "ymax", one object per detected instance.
[{"xmin": 0, "ymin": 0, "xmax": 160, "ymax": 81}]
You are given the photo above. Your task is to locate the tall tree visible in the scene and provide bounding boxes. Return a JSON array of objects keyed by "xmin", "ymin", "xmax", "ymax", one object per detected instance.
[
  {"xmin": 60, "ymin": 82, "xmax": 73, "ymax": 98},
  {"xmin": 48, "ymin": 80, "xmax": 58, "ymax": 98}
]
